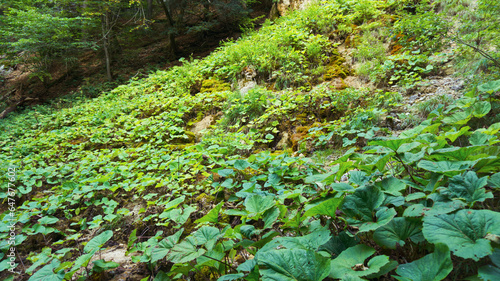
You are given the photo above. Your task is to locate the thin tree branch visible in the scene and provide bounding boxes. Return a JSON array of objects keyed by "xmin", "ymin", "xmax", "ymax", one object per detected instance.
[{"xmin": 451, "ymin": 35, "xmax": 500, "ymax": 68}]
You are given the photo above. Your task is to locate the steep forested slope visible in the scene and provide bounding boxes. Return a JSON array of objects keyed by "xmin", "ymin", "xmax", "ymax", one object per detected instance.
[{"xmin": 1, "ymin": 0, "xmax": 500, "ymax": 280}]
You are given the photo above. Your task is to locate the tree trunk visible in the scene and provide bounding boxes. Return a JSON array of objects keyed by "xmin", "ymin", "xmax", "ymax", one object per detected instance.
[
  {"xmin": 156, "ymin": 0, "xmax": 177, "ymax": 58},
  {"xmin": 101, "ymin": 13, "xmax": 113, "ymax": 81},
  {"xmin": 146, "ymin": 0, "xmax": 153, "ymax": 20}
]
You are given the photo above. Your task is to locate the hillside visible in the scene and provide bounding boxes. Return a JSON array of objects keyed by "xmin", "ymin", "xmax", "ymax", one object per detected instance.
[{"xmin": 1, "ymin": 0, "xmax": 500, "ymax": 280}]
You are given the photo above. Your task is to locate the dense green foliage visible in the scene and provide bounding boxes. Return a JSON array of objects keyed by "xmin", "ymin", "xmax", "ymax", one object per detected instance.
[{"xmin": 0, "ymin": 0, "xmax": 499, "ymax": 280}]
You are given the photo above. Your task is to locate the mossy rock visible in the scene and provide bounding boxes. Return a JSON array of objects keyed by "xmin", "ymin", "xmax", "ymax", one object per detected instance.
[
  {"xmin": 323, "ymin": 55, "xmax": 350, "ymax": 80},
  {"xmin": 200, "ymin": 79, "xmax": 231, "ymax": 93},
  {"xmin": 170, "ymin": 131, "xmax": 196, "ymax": 144},
  {"xmin": 195, "ymin": 193, "xmax": 216, "ymax": 206}
]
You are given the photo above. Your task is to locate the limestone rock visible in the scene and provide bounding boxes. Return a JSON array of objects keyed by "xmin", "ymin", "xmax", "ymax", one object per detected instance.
[
  {"xmin": 277, "ymin": 0, "xmax": 312, "ymax": 16},
  {"xmin": 276, "ymin": 132, "xmax": 290, "ymax": 149},
  {"xmin": 191, "ymin": 115, "xmax": 214, "ymax": 140},
  {"xmin": 238, "ymin": 80, "xmax": 257, "ymax": 95}
]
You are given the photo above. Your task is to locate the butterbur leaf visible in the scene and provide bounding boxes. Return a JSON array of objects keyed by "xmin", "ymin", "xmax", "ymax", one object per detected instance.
[
  {"xmin": 305, "ymin": 170, "xmax": 337, "ymax": 186},
  {"xmin": 244, "ymin": 195, "xmax": 275, "ymax": 216},
  {"xmin": 397, "ymin": 142, "xmax": 422, "ymax": 154},
  {"xmin": 403, "ymin": 200, "xmax": 465, "ymax": 217},
  {"xmin": 195, "ymin": 202, "xmax": 223, "ymax": 224},
  {"xmin": 192, "ymin": 226, "xmax": 221, "ymax": 251},
  {"xmin": 258, "ymin": 249, "xmax": 330, "ymax": 281},
  {"xmin": 478, "ymin": 248, "xmax": 500, "ymax": 281},
  {"xmin": 238, "ymin": 259, "xmax": 257, "ymax": 272},
  {"xmin": 258, "ymin": 230, "xmax": 331, "ymax": 254},
  {"xmin": 304, "ymin": 198, "xmax": 343, "ymax": 218},
  {"xmin": 348, "ymin": 171, "xmax": 370, "ymax": 186},
  {"xmin": 263, "ymin": 207, "xmax": 280, "ymax": 229},
  {"xmin": 167, "ymin": 237, "xmax": 206, "ymax": 264},
  {"xmin": 84, "ymin": 230, "xmax": 113, "ymax": 253},
  {"xmin": 394, "ymin": 243, "xmax": 452, "ymax": 281},
  {"xmin": 470, "ymin": 101, "xmax": 491, "ymax": 118},
  {"xmin": 357, "ymin": 207, "xmax": 397, "ymax": 233},
  {"xmin": 218, "ymin": 169, "xmax": 234, "ymax": 177},
  {"xmin": 368, "ymin": 138, "xmax": 412, "ymax": 151},
  {"xmin": 318, "ymin": 231, "xmax": 359, "ymax": 257},
  {"xmin": 366, "ymin": 261, "xmax": 398, "ymax": 279},
  {"xmin": 341, "ymin": 185, "xmax": 384, "ymax": 222},
  {"xmin": 470, "ymin": 131, "xmax": 492, "ymax": 145},
  {"xmin": 162, "ymin": 196, "xmax": 185, "ymax": 212},
  {"xmin": 38, "ymin": 216, "xmax": 59, "ymax": 225},
  {"xmin": 234, "ymin": 159, "xmax": 251, "ymax": 170},
  {"xmin": 417, "ymin": 160, "xmax": 474, "ymax": 174},
  {"xmin": 329, "ymin": 244, "xmax": 391, "ymax": 279},
  {"xmin": 478, "ymin": 79, "xmax": 500, "ymax": 93},
  {"xmin": 240, "ymin": 225, "xmax": 259, "ymax": 238},
  {"xmin": 153, "ymin": 271, "xmax": 170, "ymax": 281},
  {"xmin": 92, "ymin": 260, "xmax": 120, "ymax": 273},
  {"xmin": 432, "ymin": 146, "xmax": 485, "ymax": 162},
  {"xmin": 423, "ymin": 210, "xmax": 500, "ymax": 261},
  {"xmin": 442, "ymin": 111, "xmax": 470, "ymax": 125},
  {"xmin": 441, "ymin": 171, "xmax": 492, "ymax": 206},
  {"xmin": 151, "ymin": 229, "xmax": 184, "ymax": 263},
  {"xmin": 374, "ymin": 217, "xmax": 424, "ymax": 249},
  {"xmin": 28, "ymin": 259, "xmax": 65, "ymax": 281},
  {"xmin": 378, "ymin": 177, "xmax": 406, "ymax": 196},
  {"xmin": 487, "ymin": 172, "xmax": 500, "ymax": 189},
  {"xmin": 330, "ymin": 183, "xmax": 355, "ymax": 193},
  {"xmin": 401, "ymin": 149, "xmax": 425, "ymax": 164}
]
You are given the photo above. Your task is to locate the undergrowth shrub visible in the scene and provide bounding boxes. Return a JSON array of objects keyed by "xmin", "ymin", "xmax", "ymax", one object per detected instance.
[
  {"xmin": 416, "ymin": 94, "xmax": 454, "ymax": 117},
  {"xmin": 392, "ymin": 10, "xmax": 450, "ymax": 54},
  {"xmin": 376, "ymin": 51, "xmax": 435, "ymax": 88},
  {"xmin": 220, "ymin": 87, "xmax": 271, "ymax": 127},
  {"xmin": 353, "ymin": 31, "xmax": 388, "ymax": 81}
]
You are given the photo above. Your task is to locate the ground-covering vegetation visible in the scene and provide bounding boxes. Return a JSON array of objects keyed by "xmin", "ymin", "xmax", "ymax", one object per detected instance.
[{"xmin": 1, "ymin": 0, "xmax": 500, "ymax": 280}]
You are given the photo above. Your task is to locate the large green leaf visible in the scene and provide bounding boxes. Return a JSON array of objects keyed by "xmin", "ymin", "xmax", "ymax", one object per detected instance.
[
  {"xmin": 28, "ymin": 260, "xmax": 65, "ymax": 281},
  {"xmin": 234, "ymin": 159, "xmax": 251, "ymax": 170},
  {"xmin": 244, "ymin": 195, "xmax": 275, "ymax": 216},
  {"xmin": 161, "ymin": 196, "xmax": 186, "ymax": 213},
  {"xmin": 192, "ymin": 226, "xmax": 221, "ymax": 251},
  {"xmin": 394, "ymin": 243, "xmax": 452, "ymax": 281},
  {"xmin": 368, "ymin": 138, "xmax": 412, "ymax": 151},
  {"xmin": 478, "ymin": 79, "xmax": 500, "ymax": 93},
  {"xmin": 487, "ymin": 172, "xmax": 500, "ymax": 189},
  {"xmin": 263, "ymin": 207, "xmax": 280, "ymax": 229},
  {"xmin": 258, "ymin": 249, "xmax": 330, "ymax": 281},
  {"xmin": 259, "ymin": 230, "xmax": 332, "ymax": 254},
  {"xmin": 417, "ymin": 160, "xmax": 474, "ymax": 174},
  {"xmin": 195, "ymin": 202, "xmax": 223, "ymax": 224},
  {"xmin": 470, "ymin": 101, "xmax": 491, "ymax": 118},
  {"xmin": 92, "ymin": 259, "xmax": 120, "ymax": 273},
  {"xmin": 167, "ymin": 236, "xmax": 206, "ymax": 264},
  {"xmin": 303, "ymin": 198, "xmax": 343, "ymax": 218},
  {"xmin": 442, "ymin": 111, "xmax": 470, "ymax": 125},
  {"xmin": 373, "ymin": 217, "xmax": 424, "ymax": 249},
  {"xmin": 478, "ymin": 248, "xmax": 500, "ymax": 281},
  {"xmin": 329, "ymin": 245, "xmax": 391, "ymax": 279},
  {"xmin": 84, "ymin": 230, "xmax": 113, "ymax": 253},
  {"xmin": 423, "ymin": 209, "xmax": 500, "ymax": 261},
  {"xmin": 151, "ymin": 229, "xmax": 184, "ymax": 263},
  {"xmin": 341, "ymin": 185, "xmax": 384, "ymax": 222},
  {"xmin": 403, "ymin": 200, "xmax": 465, "ymax": 217},
  {"xmin": 318, "ymin": 231, "xmax": 359, "ymax": 257},
  {"xmin": 377, "ymin": 177, "xmax": 406, "ymax": 196},
  {"xmin": 357, "ymin": 207, "xmax": 397, "ymax": 233},
  {"xmin": 441, "ymin": 171, "xmax": 492, "ymax": 206}
]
